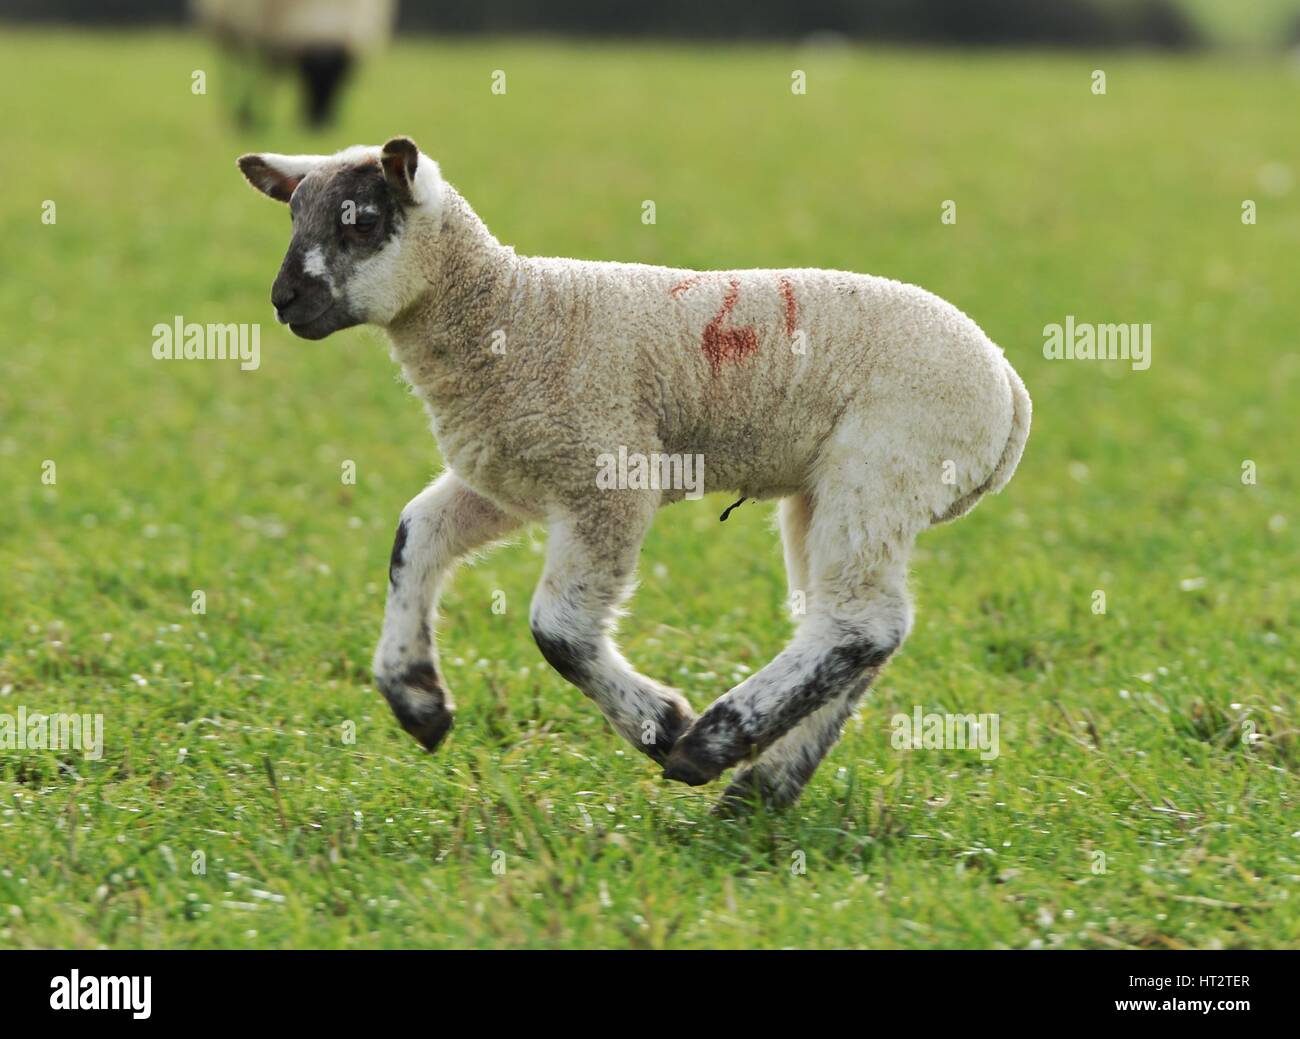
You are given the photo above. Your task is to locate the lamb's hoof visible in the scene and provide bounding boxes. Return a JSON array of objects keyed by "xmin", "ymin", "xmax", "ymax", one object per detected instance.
[
  {"xmin": 643, "ymin": 699, "xmax": 697, "ymax": 766},
  {"xmin": 713, "ymin": 768, "xmax": 803, "ymax": 816},
  {"xmin": 375, "ymin": 662, "xmax": 454, "ymax": 753},
  {"xmin": 661, "ymin": 705, "xmax": 749, "ymax": 786},
  {"xmin": 712, "ymin": 769, "xmax": 765, "ymax": 816},
  {"xmin": 662, "ymin": 751, "xmax": 718, "ymax": 787},
  {"xmin": 405, "ymin": 707, "xmax": 454, "ymax": 753},
  {"xmin": 661, "ymin": 731, "xmax": 730, "ymax": 786}
]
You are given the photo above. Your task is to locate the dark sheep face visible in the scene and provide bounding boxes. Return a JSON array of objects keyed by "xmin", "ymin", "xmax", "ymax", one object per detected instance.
[{"xmin": 237, "ymin": 137, "xmax": 440, "ymax": 339}]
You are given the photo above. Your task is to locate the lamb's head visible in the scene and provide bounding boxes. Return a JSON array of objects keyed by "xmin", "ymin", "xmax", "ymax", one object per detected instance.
[{"xmin": 237, "ymin": 137, "xmax": 443, "ymax": 339}]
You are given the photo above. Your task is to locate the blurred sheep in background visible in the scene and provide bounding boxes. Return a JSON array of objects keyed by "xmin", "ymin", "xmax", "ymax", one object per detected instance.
[{"xmin": 193, "ymin": 0, "xmax": 396, "ymax": 129}]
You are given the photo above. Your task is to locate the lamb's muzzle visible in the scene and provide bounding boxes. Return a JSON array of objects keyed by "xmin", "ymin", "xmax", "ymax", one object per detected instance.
[{"xmin": 237, "ymin": 137, "xmax": 1031, "ymax": 810}]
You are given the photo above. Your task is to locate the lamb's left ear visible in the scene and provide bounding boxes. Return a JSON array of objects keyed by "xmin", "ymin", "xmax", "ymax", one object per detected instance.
[
  {"xmin": 381, "ymin": 136, "xmax": 440, "ymax": 208},
  {"xmin": 237, "ymin": 153, "xmax": 324, "ymax": 203}
]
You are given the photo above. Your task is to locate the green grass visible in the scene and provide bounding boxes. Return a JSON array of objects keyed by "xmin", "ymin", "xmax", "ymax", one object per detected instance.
[{"xmin": 0, "ymin": 30, "xmax": 1297, "ymax": 949}]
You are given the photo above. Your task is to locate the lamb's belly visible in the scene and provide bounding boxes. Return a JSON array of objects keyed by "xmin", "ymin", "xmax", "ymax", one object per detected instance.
[
  {"xmin": 672, "ymin": 341, "xmax": 868, "ymax": 496},
  {"xmin": 661, "ymin": 385, "xmax": 837, "ymax": 499}
]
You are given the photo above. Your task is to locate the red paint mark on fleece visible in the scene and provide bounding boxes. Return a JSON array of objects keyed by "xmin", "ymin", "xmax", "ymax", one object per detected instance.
[
  {"xmin": 700, "ymin": 279, "xmax": 758, "ymax": 376},
  {"xmin": 778, "ymin": 276, "xmax": 797, "ymax": 336},
  {"xmin": 669, "ymin": 275, "xmax": 701, "ymax": 298}
]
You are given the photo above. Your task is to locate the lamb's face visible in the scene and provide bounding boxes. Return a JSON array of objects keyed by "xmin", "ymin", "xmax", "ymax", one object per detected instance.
[{"xmin": 237, "ymin": 138, "xmax": 443, "ymax": 339}]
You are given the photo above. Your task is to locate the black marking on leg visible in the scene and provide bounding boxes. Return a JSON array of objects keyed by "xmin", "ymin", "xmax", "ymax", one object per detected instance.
[
  {"xmin": 769, "ymin": 635, "xmax": 896, "ymax": 740},
  {"xmin": 531, "ymin": 623, "xmax": 596, "ymax": 686},
  {"xmin": 397, "ymin": 660, "xmax": 443, "ymax": 697},
  {"xmin": 717, "ymin": 676, "xmax": 871, "ymax": 814},
  {"xmin": 375, "ymin": 661, "xmax": 453, "ymax": 752},
  {"xmin": 391, "ymin": 698, "xmax": 454, "ymax": 753},
  {"xmin": 388, "ymin": 518, "xmax": 409, "ymax": 587},
  {"xmin": 665, "ymin": 634, "xmax": 900, "ymax": 786},
  {"xmin": 640, "ymin": 697, "xmax": 695, "ymax": 766},
  {"xmin": 716, "ymin": 738, "xmax": 828, "ymax": 815},
  {"xmin": 662, "ymin": 751, "xmax": 722, "ymax": 786},
  {"xmin": 662, "ymin": 702, "xmax": 751, "ymax": 786}
]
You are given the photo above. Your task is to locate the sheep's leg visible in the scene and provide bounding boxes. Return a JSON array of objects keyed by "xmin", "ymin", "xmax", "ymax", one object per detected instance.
[
  {"xmin": 713, "ymin": 492, "xmax": 872, "ymax": 812},
  {"xmin": 715, "ymin": 677, "xmax": 872, "ymax": 812},
  {"xmin": 664, "ymin": 480, "xmax": 915, "ymax": 791},
  {"xmin": 664, "ymin": 559, "xmax": 910, "ymax": 789},
  {"xmin": 779, "ymin": 493, "xmax": 813, "ymax": 603},
  {"xmin": 373, "ymin": 471, "xmax": 522, "ymax": 752},
  {"xmin": 531, "ymin": 496, "xmax": 695, "ymax": 764}
]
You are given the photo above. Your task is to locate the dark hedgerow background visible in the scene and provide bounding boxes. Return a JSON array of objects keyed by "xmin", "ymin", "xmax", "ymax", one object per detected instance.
[
  {"xmin": 8, "ymin": 0, "xmax": 1300, "ymax": 46},
  {"xmin": 0, "ymin": 0, "xmax": 1207, "ymax": 46},
  {"xmin": 0, "ymin": 3, "xmax": 1297, "ymax": 948}
]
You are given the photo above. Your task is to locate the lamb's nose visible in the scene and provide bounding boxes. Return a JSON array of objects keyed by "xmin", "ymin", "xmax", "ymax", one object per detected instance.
[{"xmin": 271, "ymin": 283, "xmax": 297, "ymax": 320}]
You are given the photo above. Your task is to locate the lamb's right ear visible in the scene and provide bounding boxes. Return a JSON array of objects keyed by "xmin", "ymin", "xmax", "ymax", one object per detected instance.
[
  {"xmin": 237, "ymin": 153, "xmax": 323, "ymax": 203},
  {"xmin": 381, "ymin": 136, "xmax": 440, "ymax": 208}
]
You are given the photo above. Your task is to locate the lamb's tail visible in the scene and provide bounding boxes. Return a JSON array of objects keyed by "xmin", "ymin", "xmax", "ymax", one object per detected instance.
[
  {"xmin": 935, "ymin": 361, "xmax": 1031, "ymax": 523},
  {"xmin": 983, "ymin": 361, "xmax": 1031, "ymax": 497}
]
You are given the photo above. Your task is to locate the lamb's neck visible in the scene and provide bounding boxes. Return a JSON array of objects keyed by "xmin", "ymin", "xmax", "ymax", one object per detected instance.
[{"xmin": 389, "ymin": 184, "xmax": 519, "ymax": 359}]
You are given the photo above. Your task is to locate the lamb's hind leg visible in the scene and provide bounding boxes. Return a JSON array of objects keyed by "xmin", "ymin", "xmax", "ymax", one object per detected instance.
[
  {"xmin": 716, "ymin": 493, "xmax": 871, "ymax": 811},
  {"xmin": 664, "ymin": 483, "xmax": 915, "ymax": 793},
  {"xmin": 530, "ymin": 493, "xmax": 695, "ymax": 764},
  {"xmin": 374, "ymin": 471, "xmax": 523, "ymax": 751},
  {"xmin": 716, "ymin": 679, "xmax": 871, "ymax": 812}
]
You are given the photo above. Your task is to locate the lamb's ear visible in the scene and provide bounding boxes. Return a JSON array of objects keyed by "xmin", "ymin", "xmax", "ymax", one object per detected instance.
[
  {"xmin": 381, "ymin": 136, "xmax": 440, "ymax": 208},
  {"xmin": 237, "ymin": 153, "xmax": 323, "ymax": 203}
]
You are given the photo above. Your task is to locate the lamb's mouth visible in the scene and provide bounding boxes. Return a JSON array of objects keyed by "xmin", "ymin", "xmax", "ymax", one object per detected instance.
[{"xmin": 288, "ymin": 305, "xmax": 354, "ymax": 340}]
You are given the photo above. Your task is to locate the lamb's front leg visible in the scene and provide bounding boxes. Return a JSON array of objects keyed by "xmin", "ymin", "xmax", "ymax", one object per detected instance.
[
  {"xmin": 374, "ymin": 471, "xmax": 522, "ymax": 751},
  {"xmin": 530, "ymin": 497, "xmax": 695, "ymax": 764}
]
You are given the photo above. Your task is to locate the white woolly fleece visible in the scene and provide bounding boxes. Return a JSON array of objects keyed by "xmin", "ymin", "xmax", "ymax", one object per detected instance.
[
  {"xmin": 355, "ymin": 152, "xmax": 1031, "ymax": 809},
  {"xmin": 381, "ymin": 179, "xmax": 1030, "ymax": 563}
]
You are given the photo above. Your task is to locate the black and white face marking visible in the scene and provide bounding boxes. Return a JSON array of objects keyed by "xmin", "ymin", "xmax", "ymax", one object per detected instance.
[
  {"xmin": 237, "ymin": 139, "xmax": 441, "ymax": 340},
  {"xmin": 272, "ymin": 161, "xmax": 403, "ymax": 338}
]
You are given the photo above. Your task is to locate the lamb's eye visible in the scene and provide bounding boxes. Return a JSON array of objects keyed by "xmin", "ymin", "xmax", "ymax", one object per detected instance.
[{"xmin": 348, "ymin": 213, "xmax": 378, "ymax": 234}]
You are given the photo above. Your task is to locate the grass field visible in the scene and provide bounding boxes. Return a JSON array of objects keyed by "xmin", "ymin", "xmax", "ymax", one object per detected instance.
[{"xmin": 0, "ymin": 30, "xmax": 1297, "ymax": 949}]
